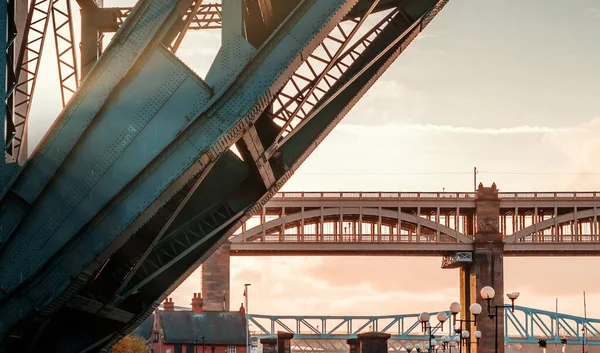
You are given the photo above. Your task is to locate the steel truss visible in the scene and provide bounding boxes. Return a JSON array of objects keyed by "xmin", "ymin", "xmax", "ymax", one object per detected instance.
[
  {"xmin": 114, "ymin": 2, "xmax": 222, "ymax": 30},
  {"xmin": 95, "ymin": 0, "xmax": 433, "ymax": 315},
  {"xmin": 0, "ymin": 0, "xmax": 448, "ymax": 351},
  {"xmin": 6, "ymin": 0, "xmax": 53, "ymax": 161},
  {"xmin": 5, "ymin": 0, "xmax": 78, "ymax": 162},
  {"xmin": 51, "ymin": 0, "xmax": 78, "ymax": 106},
  {"xmin": 248, "ymin": 306, "xmax": 600, "ymax": 347},
  {"xmin": 105, "ymin": 0, "xmax": 448, "ymax": 345},
  {"xmin": 78, "ymin": 1, "xmax": 448, "ymax": 349},
  {"xmin": 3, "ymin": 0, "xmax": 219, "ymax": 164},
  {"xmin": 122, "ymin": 0, "xmax": 448, "ymax": 308},
  {"xmin": 3, "ymin": 0, "xmax": 18, "ymax": 152}
]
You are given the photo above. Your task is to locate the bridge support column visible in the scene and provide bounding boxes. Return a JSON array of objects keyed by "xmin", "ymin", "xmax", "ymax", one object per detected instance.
[
  {"xmin": 357, "ymin": 332, "xmax": 391, "ymax": 353},
  {"xmin": 472, "ymin": 245, "xmax": 504, "ymax": 353},
  {"xmin": 261, "ymin": 337, "xmax": 277, "ymax": 353},
  {"xmin": 459, "ymin": 184, "xmax": 504, "ymax": 353},
  {"xmin": 347, "ymin": 338, "xmax": 360, "ymax": 353},
  {"xmin": 277, "ymin": 332, "xmax": 294, "ymax": 353},
  {"xmin": 460, "ymin": 265, "xmax": 476, "ymax": 353},
  {"xmin": 202, "ymin": 241, "xmax": 231, "ymax": 311}
]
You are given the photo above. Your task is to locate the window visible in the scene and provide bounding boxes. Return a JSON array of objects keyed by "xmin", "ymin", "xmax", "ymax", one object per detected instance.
[{"xmin": 227, "ymin": 346, "xmax": 237, "ymax": 353}]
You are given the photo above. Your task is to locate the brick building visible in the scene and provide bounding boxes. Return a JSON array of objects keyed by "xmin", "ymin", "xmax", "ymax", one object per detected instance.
[{"xmin": 149, "ymin": 293, "xmax": 248, "ymax": 353}]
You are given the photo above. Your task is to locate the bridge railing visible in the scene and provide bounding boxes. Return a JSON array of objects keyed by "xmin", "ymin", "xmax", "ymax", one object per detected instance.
[
  {"xmin": 272, "ymin": 192, "xmax": 476, "ymax": 199},
  {"xmin": 271, "ymin": 192, "xmax": 600, "ymax": 200},
  {"xmin": 247, "ymin": 306, "xmax": 600, "ymax": 344}
]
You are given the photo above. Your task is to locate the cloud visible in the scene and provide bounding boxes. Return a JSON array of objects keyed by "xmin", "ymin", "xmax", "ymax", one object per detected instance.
[
  {"xmin": 339, "ymin": 122, "xmax": 558, "ymax": 135},
  {"xmin": 584, "ymin": 7, "xmax": 600, "ymax": 19}
]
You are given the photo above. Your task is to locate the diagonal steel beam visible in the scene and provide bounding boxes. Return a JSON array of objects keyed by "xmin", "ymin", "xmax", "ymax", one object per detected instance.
[
  {"xmin": 51, "ymin": 0, "xmax": 79, "ymax": 107},
  {"xmin": 273, "ymin": 0, "xmax": 381, "ymax": 142},
  {"xmin": 7, "ymin": 0, "xmax": 53, "ymax": 162},
  {"xmin": 170, "ymin": 0, "xmax": 205, "ymax": 52},
  {"xmin": 119, "ymin": 208, "xmax": 246, "ymax": 299}
]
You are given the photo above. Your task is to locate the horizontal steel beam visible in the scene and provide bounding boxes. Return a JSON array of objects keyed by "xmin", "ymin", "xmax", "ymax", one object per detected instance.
[
  {"xmin": 230, "ymin": 242, "xmax": 473, "ymax": 255},
  {"xmin": 230, "ymin": 242, "xmax": 600, "ymax": 256}
]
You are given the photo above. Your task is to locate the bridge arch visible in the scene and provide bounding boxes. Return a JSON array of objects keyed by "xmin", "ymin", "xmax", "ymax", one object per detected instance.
[
  {"xmin": 230, "ymin": 207, "xmax": 473, "ymax": 243},
  {"xmin": 504, "ymin": 208, "xmax": 599, "ymax": 243}
]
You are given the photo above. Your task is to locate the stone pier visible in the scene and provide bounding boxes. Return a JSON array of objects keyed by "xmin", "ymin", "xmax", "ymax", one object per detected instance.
[
  {"xmin": 347, "ymin": 338, "xmax": 360, "ymax": 353},
  {"xmin": 261, "ymin": 337, "xmax": 277, "ymax": 353},
  {"xmin": 459, "ymin": 183, "xmax": 505, "ymax": 353},
  {"xmin": 356, "ymin": 332, "xmax": 390, "ymax": 353},
  {"xmin": 277, "ymin": 332, "xmax": 294, "ymax": 353},
  {"xmin": 202, "ymin": 241, "xmax": 231, "ymax": 311}
]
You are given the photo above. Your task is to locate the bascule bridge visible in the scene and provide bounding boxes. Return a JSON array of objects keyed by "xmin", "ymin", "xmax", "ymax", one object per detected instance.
[{"xmin": 0, "ymin": 0, "xmax": 597, "ymax": 352}]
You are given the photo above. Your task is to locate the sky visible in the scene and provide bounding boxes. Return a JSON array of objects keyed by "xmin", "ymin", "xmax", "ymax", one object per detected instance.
[{"xmin": 25, "ymin": 0, "xmax": 600, "ymax": 322}]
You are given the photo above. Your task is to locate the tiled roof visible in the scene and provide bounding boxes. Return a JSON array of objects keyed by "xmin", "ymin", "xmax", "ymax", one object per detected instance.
[{"xmin": 158, "ymin": 311, "xmax": 247, "ymax": 345}]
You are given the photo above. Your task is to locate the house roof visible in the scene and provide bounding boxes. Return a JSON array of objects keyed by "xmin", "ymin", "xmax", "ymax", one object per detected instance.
[{"xmin": 158, "ymin": 311, "xmax": 247, "ymax": 345}]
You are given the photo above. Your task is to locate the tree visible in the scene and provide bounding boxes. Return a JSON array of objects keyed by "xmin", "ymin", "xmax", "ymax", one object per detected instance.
[{"xmin": 109, "ymin": 335, "xmax": 148, "ymax": 353}]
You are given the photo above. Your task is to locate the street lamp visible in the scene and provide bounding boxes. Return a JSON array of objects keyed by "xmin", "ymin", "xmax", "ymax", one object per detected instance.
[
  {"xmin": 418, "ymin": 311, "xmax": 448, "ymax": 353},
  {"xmin": 449, "ymin": 302, "xmax": 482, "ymax": 353},
  {"xmin": 480, "ymin": 286, "xmax": 520, "ymax": 353},
  {"xmin": 441, "ymin": 335, "xmax": 451, "ymax": 351},
  {"xmin": 408, "ymin": 302, "xmax": 483, "ymax": 353},
  {"xmin": 244, "ymin": 284, "xmax": 251, "ymax": 353}
]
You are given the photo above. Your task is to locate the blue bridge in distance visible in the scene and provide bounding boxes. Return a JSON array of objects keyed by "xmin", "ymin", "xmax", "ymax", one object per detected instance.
[{"xmin": 247, "ymin": 306, "xmax": 600, "ymax": 346}]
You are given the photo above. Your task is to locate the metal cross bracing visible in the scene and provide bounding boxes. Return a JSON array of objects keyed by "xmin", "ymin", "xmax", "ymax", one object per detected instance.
[
  {"xmin": 229, "ymin": 191, "xmax": 600, "ymax": 256},
  {"xmin": 247, "ymin": 306, "xmax": 600, "ymax": 350},
  {"xmin": 0, "ymin": 0, "xmax": 449, "ymax": 351},
  {"xmin": 2, "ymin": 0, "xmax": 222, "ymax": 165},
  {"xmin": 114, "ymin": 2, "xmax": 222, "ymax": 30}
]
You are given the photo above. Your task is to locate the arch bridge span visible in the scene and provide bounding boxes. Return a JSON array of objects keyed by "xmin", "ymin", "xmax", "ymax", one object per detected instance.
[{"xmin": 229, "ymin": 191, "xmax": 600, "ymax": 256}]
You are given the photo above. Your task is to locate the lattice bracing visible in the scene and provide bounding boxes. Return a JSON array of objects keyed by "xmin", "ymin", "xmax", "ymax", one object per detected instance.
[
  {"xmin": 248, "ymin": 306, "xmax": 600, "ymax": 346},
  {"xmin": 7, "ymin": 0, "xmax": 53, "ymax": 160},
  {"xmin": 4, "ymin": 0, "xmax": 18, "ymax": 152},
  {"xmin": 51, "ymin": 0, "xmax": 78, "ymax": 107},
  {"xmin": 265, "ymin": 5, "xmax": 409, "ymax": 157},
  {"xmin": 114, "ymin": 2, "xmax": 222, "ymax": 29},
  {"xmin": 269, "ymin": 5, "xmax": 394, "ymax": 138}
]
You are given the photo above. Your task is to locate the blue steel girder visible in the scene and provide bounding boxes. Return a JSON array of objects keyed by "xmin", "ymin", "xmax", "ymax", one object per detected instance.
[
  {"xmin": 84, "ymin": 0, "xmax": 446, "ymax": 345},
  {"xmin": 96, "ymin": 0, "xmax": 448, "ymax": 347},
  {"xmin": 0, "ymin": 0, "xmax": 448, "ymax": 351},
  {"xmin": 0, "ymin": 0, "xmax": 454, "ymax": 351},
  {"xmin": 248, "ymin": 306, "xmax": 600, "ymax": 345}
]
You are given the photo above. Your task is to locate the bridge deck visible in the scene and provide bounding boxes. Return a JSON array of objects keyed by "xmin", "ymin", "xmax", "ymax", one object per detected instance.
[{"xmin": 230, "ymin": 191, "xmax": 600, "ymax": 255}]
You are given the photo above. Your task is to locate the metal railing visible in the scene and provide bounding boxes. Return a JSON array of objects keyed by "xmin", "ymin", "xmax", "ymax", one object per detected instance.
[{"xmin": 271, "ymin": 191, "xmax": 600, "ymax": 200}]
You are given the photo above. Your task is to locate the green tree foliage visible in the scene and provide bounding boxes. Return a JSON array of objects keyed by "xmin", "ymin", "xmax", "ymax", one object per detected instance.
[{"xmin": 109, "ymin": 335, "xmax": 148, "ymax": 353}]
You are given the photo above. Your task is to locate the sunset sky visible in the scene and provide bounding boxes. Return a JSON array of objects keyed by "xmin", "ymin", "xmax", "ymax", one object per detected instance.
[{"xmin": 27, "ymin": 0, "xmax": 600, "ymax": 321}]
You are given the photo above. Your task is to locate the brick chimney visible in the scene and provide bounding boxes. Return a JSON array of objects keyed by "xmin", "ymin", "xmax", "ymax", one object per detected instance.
[
  {"xmin": 163, "ymin": 297, "xmax": 175, "ymax": 311},
  {"xmin": 191, "ymin": 293, "xmax": 204, "ymax": 314}
]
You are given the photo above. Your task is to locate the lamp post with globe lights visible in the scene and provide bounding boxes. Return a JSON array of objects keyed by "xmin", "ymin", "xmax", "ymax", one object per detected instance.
[
  {"xmin": 448, "ymin": 302, "xmax": 483, "ymax": 353},
  {"xmin": 418, "ymin": 311, "xmax": 449, "ymax": 353},
  {"xmin": 480, "ymin": 286, "xmax": 520, "ymax": 353}
]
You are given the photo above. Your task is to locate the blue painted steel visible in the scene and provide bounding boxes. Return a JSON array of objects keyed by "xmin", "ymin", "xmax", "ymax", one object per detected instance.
[
  {"xmin": 1, "ymin": 1, "xmax": 6, "ymax": 159},
  {"xmin": 0, "ymin": 0, "xmax": 452, "ymax": 349},
  {"xmin": 248, "ymin": 306, "xmax": 600, "ymax": 345},
  {"xmin": 0, "ymin": 0, "xmax": 360, "ymax": 343}
]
